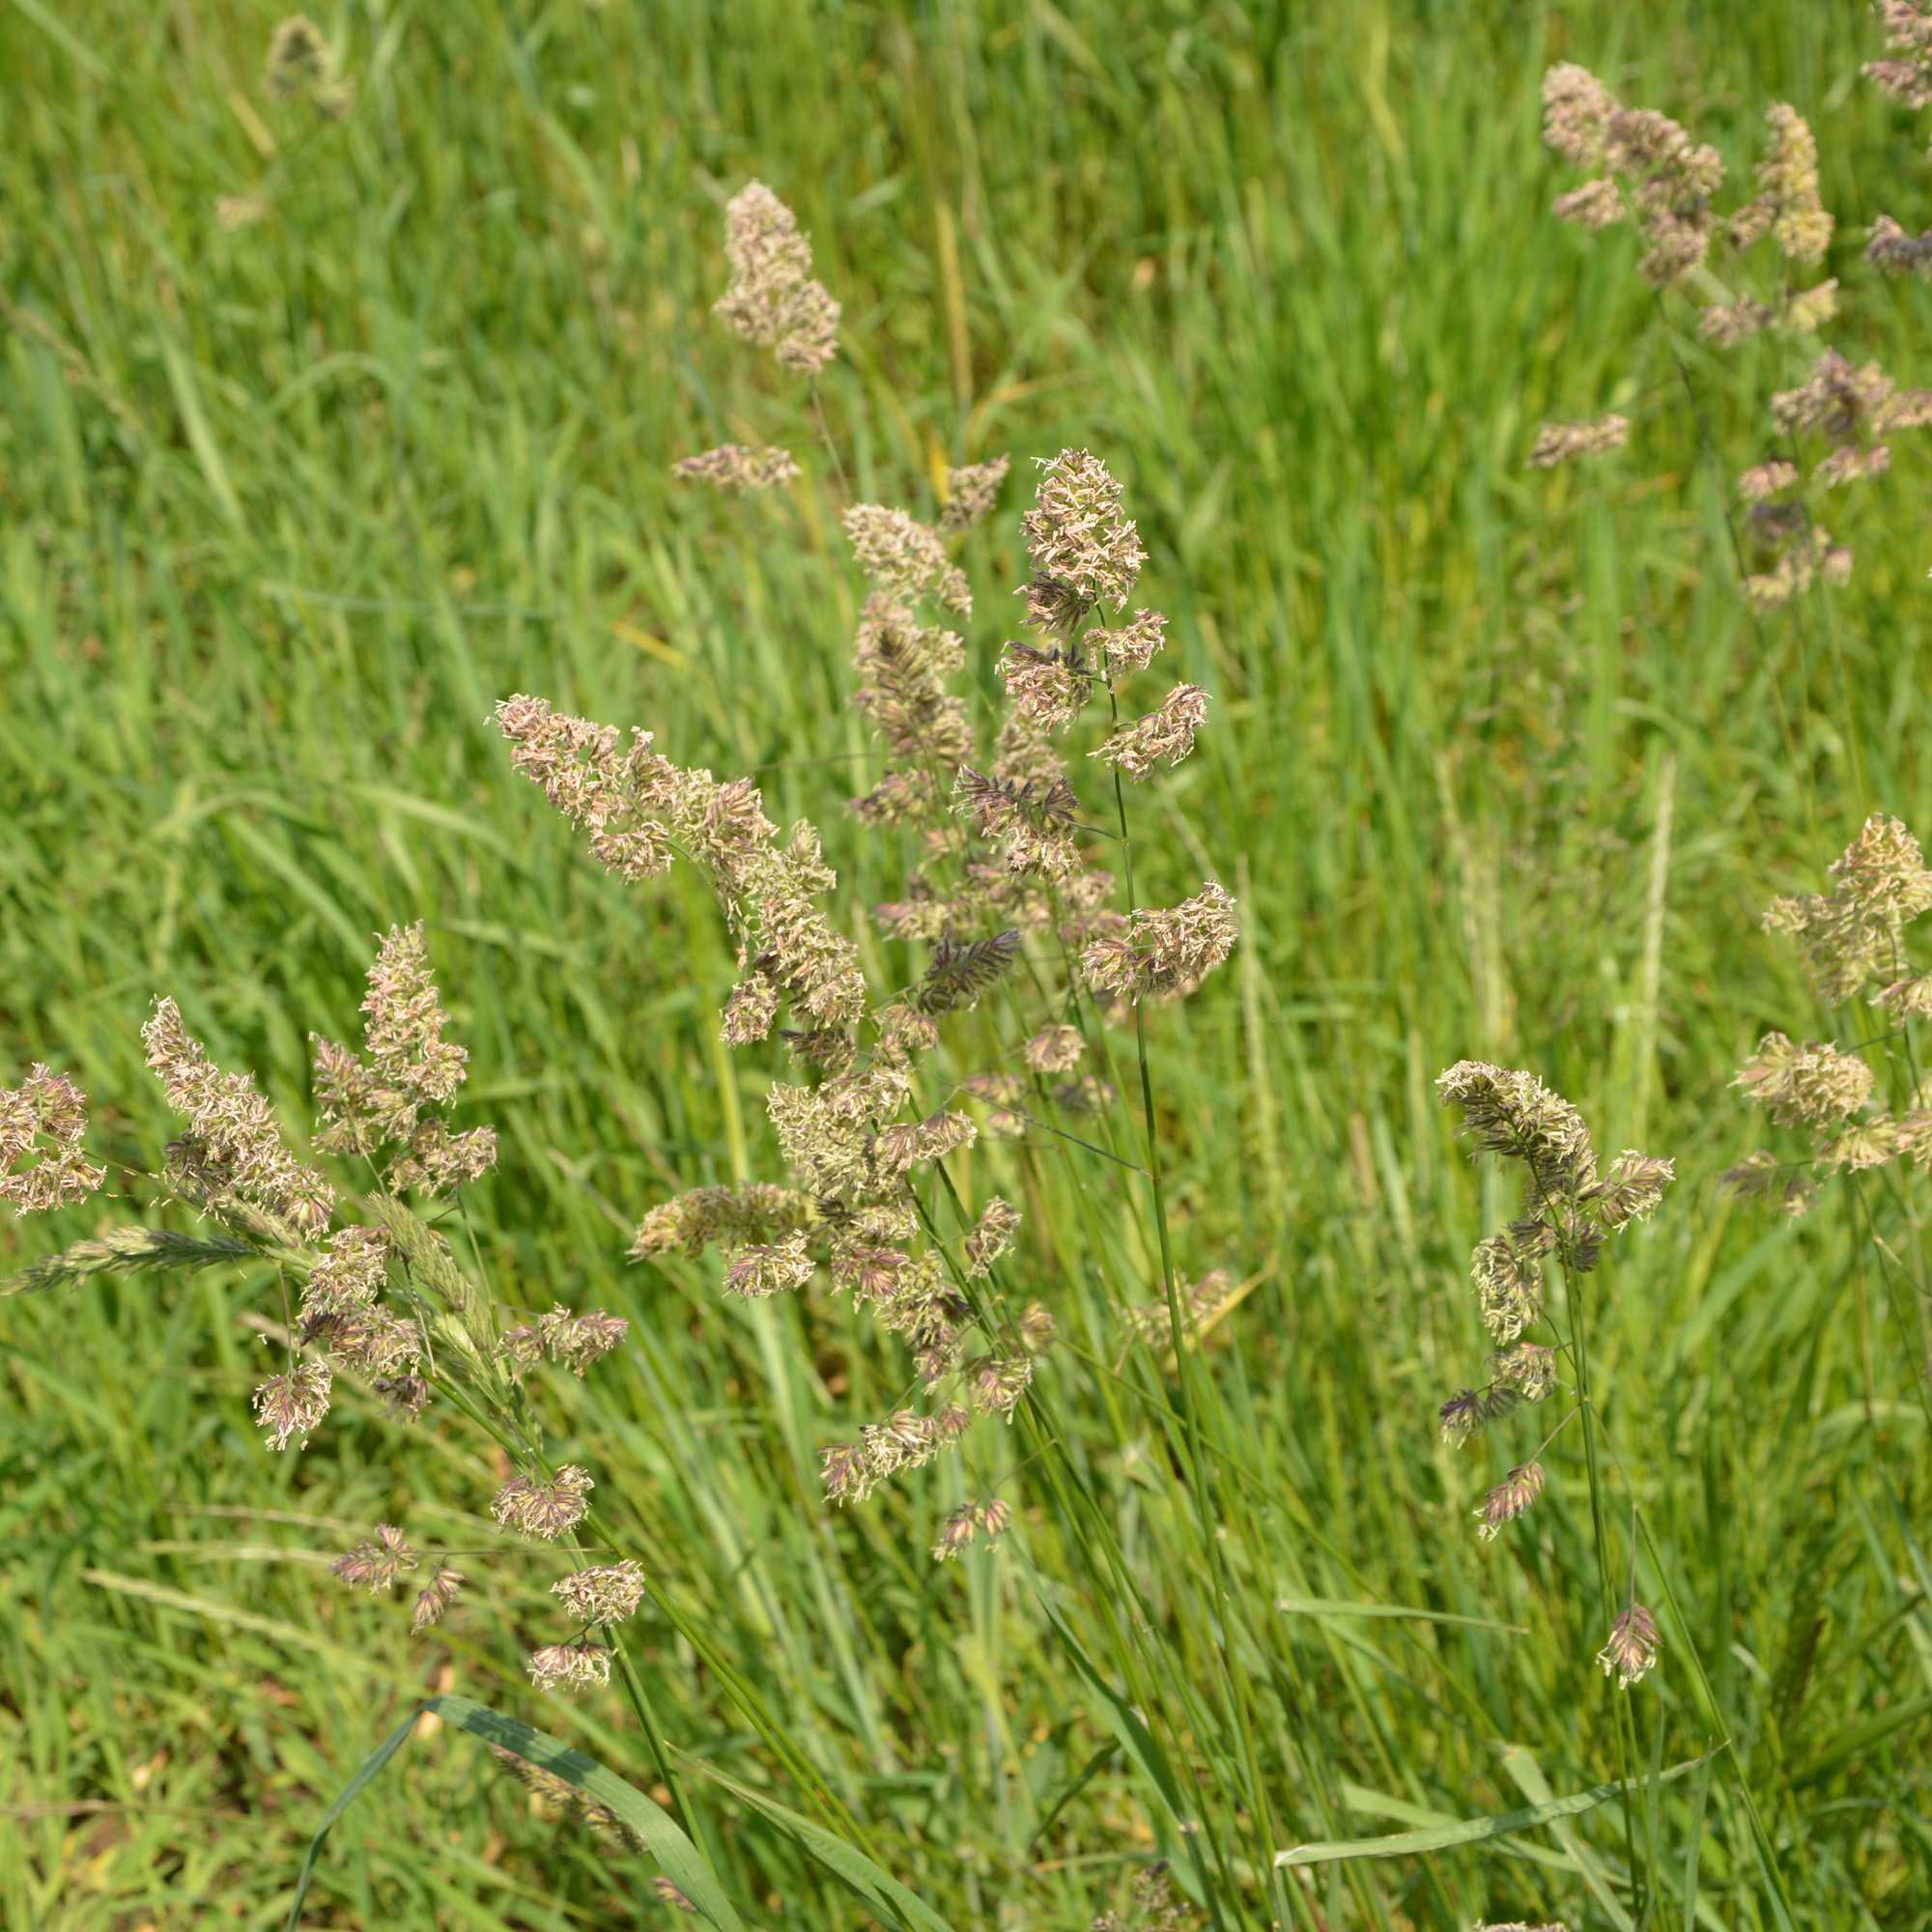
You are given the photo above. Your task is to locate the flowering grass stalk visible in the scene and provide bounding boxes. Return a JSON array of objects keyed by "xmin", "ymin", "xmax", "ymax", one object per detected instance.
[
  {"xmin": 528, "ymin": 177, "xmax": 1283, "ymax": 1914},
  {"xmin": 0, "ymin": 923, "xmax": 748, "ymax": 1852},
  {"xmin": 10, "ymin": 6, "xmax": 1929, "ymax": 1924},
  {"xmin": 0, "ymin": 169, "xmax": 1259, "ymax": 1920},
  {"xmin": 1532, "ymin": 42, "xmax": 1932, "ymax": 812},
  {"xmin": 1435, "ymin": 1060, "xmax": 1676, "ymax": 1895},
  {"xmin": 1731, "ymin": 812, "xmax": 1932, "ymax": 1428}
]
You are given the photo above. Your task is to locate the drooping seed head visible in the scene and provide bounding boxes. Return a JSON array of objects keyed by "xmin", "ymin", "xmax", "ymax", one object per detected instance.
[
  {"xmin": 1475, "ymin": 1462, "xmax": 1547, "ymax": 1540},
  {"xmin": 1598, "ymin": 1601, "xmax": 1661, "ymax": 1688},
  {"xmin": 411, "ymin": 1566, "xmax": 465, "ymax": 1633}
]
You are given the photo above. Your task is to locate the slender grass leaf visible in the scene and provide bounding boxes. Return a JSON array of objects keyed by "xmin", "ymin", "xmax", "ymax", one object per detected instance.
[
  {"xmin": 285, "ymin": 1692, "xmax": 745, "ymax": 1932},
  {"xmin": 1276, "ymin": 1595, "xmax": 1524, "ymax": 1633},
  {"xmin": 1274, "ymin": 1749, "xmax": 1719, "ymax": 1868},
  {"xmin": 1033, "ymin": 1591, "xmax": 1188, "ymax": 1833},
  {"xmin": 1500, "ymin": 1744, "xmax": 1635, "ymax": 1932},
  {"xmin": 1790, "ymin": 1691, "xmax": 1932, "ymax": 1786},
  {"xmin": 7, "ymin": 0, "xmax": 109, "ymax": 80},
  {"xmin": 673, "ymin": 1753, "xmax": 954, "ymax": 1932},
  {"xmin": 157, "ymin": 330, "xmax": 244, "ymax": 531}
]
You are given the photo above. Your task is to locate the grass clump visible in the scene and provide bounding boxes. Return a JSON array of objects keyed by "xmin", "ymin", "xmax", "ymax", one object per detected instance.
[{"xmin": 3, "ymin": 3, "xmax": 1931, "ymax": 1928}]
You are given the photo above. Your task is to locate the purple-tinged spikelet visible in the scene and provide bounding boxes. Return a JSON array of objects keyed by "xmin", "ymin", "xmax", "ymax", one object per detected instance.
[
  {"xmin": 310, "ymin": 925, "xmax": 494, "ymax": 1196},
  {"xmin": 1866, "ymin": 1, "xmax": 1932, "ymax": 113},
  {"xmin": 939, "ymin": 457, "xmax": 1010, "ymax": 533},
  {"xmin": 915, "ymin": 931, "xmax": 1022, "ymax": 1015},
  {"xmin": 1091, "ymin": 684, "xmax": 1209, "ymax": 780},
  {"xmin": 1021, "ymin": 449, "xmax": 1146, "ymax": 611},
  {"xmin": 1734, "ymin": 1036, "xmax": 1875, "ymax": 1127},
  {"xmin": 725, "ymin": 1232, "xmax": 815, "ymax": 1297},
  {"xmin": 963, "ymin": 1198, "xmax": 1022, "ymax": 1277},
  {"xmin": 376, "ymin": 1371, "xmax": 434, "ymax": 1421},
  {"xmin": 361, "ymin": 923, "xmax": 467, "ymax": 1103},
  {"xmin": 1093, "ymin": 609, "xmax": 1168, "ymax": 678},
  {"xmin": 1493, "ymin": 1341, "xmax": 1559, "ymax": 1403},
  {"xmin": 1023, "ymin": 1024, "xmax": 1084, "ymax": 1073},
  {"xmin": 1588, "ymin": 1151, "xmax": 1676, "ymax": 1231},
  {"xmin": 1720, "ymin": 1151, "xmax": 1818, "ymax": 1217},
  {"xmin": 301, "ymin": 1225, "xmax": 389, "ymax": 1316},
  {"xmin": 1729, "ymin": 104, "xmax": 1832, "ymax": 265},
  {"xmin": 530, "ymin": 1304, "xmax": 629, "ymax": 1376},
  {"xmin": 1539, "ymin": 64, "xmax": 1724, "ymax": 285},
  {"xmin": 1868, "ymin": 212, "xmax": 1932, "ymax": 275},
  {"xmin": 672, "ymin": 443, "xmax": 801, "ymax": 492},
  {"xmin": 1528, "ymin": 416, "xmax": 1629, "ymax": 468},
  {"xmin": 252, "ymin": 1362, "xmax": 332, "ymax": 1451},
  {"xmin": 144, "ymin": 998, "xmax": 334, "ymax": 1233},
  {"xmin": 411, "ymin": 1566, "xmax": 465, "ymax": 1633},
  {"xmin": 1475, "ymin": 1462, "xmax": 1547, "ymax": 1540},
  {"xmin": 331, "ymin": 1523, "xmax": 418, "ymax": 1593},
  {"xmin": 1082, "ymin": 883, "xmax": 1237, "ymax": 1006},
  {"xmin": 931, "ymin": 1497, "xmax": 1017, "ymax": 1563},
  {"xmin": 1598, "ymin": 1601, "xmax": 1661, "ymax": 1688},
  {"xmin": 998, "ymin": 643, "xmax": 1092, "ymax": 730},
  {"xmin": 629, "ymin": 1182, "xmax": 814, "ymax": 1262},
  {"xmin": 1439, "ymin": 1388, "xmax": 1487, "ymax": 1445},
  {"xmin": 842, "ymin": 504, "xmax": 971, "ymax": 615},
  {"xmin": 493, "ymin": 1465, "xmax": 594, "ymax": 1541},
  {"xmin": 1436, "ymin": 1061, "xmax": 1598, "ymax": 1194}
]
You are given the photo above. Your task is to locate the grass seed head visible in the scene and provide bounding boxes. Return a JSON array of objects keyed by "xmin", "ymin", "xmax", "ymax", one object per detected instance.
[{"xmin": 0, "ymin": 1064, "xmax": 105, "ymax": 1215}]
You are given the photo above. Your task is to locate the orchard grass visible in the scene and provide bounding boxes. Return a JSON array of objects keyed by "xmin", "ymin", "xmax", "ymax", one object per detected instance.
[{"xmin": 3, "ymin": 2, "xmax": 1929, "ymax": 1928}]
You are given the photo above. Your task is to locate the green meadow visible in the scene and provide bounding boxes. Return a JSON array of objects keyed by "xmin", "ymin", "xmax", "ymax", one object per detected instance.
[{"xmin": 2, "ymin": 1, "xmax": 1927, "ymax": 1926}]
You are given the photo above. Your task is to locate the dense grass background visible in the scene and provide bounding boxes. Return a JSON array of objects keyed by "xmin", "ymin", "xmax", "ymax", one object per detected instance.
[{"xmin": 4, "ymin": 0, "xmax": 1929, "ymax": 1925}]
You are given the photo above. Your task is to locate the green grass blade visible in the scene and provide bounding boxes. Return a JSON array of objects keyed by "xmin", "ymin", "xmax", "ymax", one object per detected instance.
[
  {"xmin": 1275, "ymin": 1595, "xmax": 1525, "ymax": 1633},
  {"xmin": 285, "ymin": 1702, "xmax": 425, "ymax": 1930},
  {"xmin": 285, "ymin": 1692, "xmax": 747, "ymax": 1932},
  {"xmin": 672, "ymin": 1752, "xmax": 956, "ymax": 1932},
  {"xmin": 1273, "ymin": 1749, "xmax": 1719, "ymax": 1870},
  {"xmin": 1033, "ymin": 1589, "xmax": 1190, "ymax": 1833},
  {"xmin": 1500, "ymin": 1744, "xmax": 1635, "ymax": 1932}
]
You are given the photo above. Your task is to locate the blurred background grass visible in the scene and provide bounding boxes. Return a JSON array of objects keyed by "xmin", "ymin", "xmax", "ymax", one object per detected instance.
[{"xmin": 3, "ymin": 0, "xmax": 1929, "ymax": 1925}]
